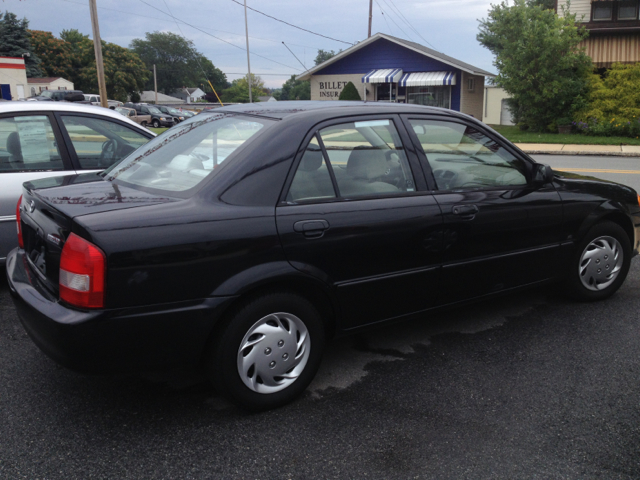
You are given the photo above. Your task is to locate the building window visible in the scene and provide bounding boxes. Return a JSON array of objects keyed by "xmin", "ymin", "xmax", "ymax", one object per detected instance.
[
  {"xmin": 593, "ymin": 2, "xmax": 613, "ymax": 20},
  {"xmin": 618, "ymin": 1, "xmax": 638, "ymax": 19},
  {"xmin": 468, "ymin": 78, "xmax": 475, "ymax": 92},
  {"xmin": 406, "ymin": 86, "xmax": 450, "ymax": 109}
]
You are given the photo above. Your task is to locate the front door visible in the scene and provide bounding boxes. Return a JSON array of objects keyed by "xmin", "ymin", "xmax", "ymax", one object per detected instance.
[
  {"xmin": 403, "ymin": 116, "xmax": 563, "ymax": 303},
  {"xmin": 276, "ymin": 115, "xmax": 444, "ymax": 330}
]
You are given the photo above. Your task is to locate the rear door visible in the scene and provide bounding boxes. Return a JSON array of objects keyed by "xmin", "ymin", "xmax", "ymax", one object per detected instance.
[
  {"xmin": 402, "ymin": 115, "xmax": 563, "ymax": 303},
  {"xmin": 276, "ymin": 115, "xmax": 444, "ymax": 330},
  {"xmin": 55, "ymin": 112, "xmax": 152, "ymax": 170},
  {"xmin": 0, "ymin": 112, "xmax": 74, "ymax": 263}
]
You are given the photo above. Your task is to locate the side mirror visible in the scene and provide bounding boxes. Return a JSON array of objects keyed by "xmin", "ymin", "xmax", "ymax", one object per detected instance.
[{"xmin": 532, "ymin": 163, "xmax": 553, "ymax": 185}]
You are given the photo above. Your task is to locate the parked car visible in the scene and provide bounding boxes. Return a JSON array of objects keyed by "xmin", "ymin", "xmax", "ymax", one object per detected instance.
[
  {"xmin": 32, "ymin": 90, "xmax": 85, "ymax": 102},
  {"xmin": 154, "ymin": 105, "xmax": 186, "ymax": 124},
  {"xmin": 124, "ymin": 103, "xmax": 173, "ymax": 128},
  {"xmin": 83, "ymin": 95, "xmax": 123, "ymax": 109},
  {"xmin": 181, "ymin": 110, "xmax": 196, "ymax": 118},
  {"xmin": 0, "ymin": 102, "xmax": 155, "ymax": 265},
  {"xmin": 7, "ymin": 101, "xmax": 640, "ymax": 411},
  {"xmin": 115, "ymin": 106, "xmax": 151, "ymax": 127}
]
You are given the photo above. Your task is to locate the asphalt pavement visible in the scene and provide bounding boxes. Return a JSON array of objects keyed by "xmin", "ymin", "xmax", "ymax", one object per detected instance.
[{"xmin": 1, "ymin": 259, "xmax": 640, "ymax": 479}]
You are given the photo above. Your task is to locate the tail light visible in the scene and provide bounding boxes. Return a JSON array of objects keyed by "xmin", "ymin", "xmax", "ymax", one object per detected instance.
[
  {"xmin": 59, "ymin": 233, "xmax": 106, "ymax": 309},
  {"xmin": 16, "ymin": 195, "xmax": 23, "ymax": 249}
]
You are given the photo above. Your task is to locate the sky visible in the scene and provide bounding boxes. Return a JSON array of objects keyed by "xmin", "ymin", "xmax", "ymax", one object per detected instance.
[{"xmin": 5, "ymin": 0, "xmax": 498, "ymax": 89}]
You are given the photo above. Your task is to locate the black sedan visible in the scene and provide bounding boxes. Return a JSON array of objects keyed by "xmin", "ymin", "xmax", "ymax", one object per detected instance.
[{"xmin": 7, "ymin": 102, "xmax": 640, "ymax": 411}]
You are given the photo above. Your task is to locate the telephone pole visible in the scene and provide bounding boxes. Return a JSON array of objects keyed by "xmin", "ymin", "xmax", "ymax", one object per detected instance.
[
  {"xmin": 368, "ymin": 0, "xmax": 373, "ymax": 37},
  {"xmin": 153, "ymin": 64, "xmax": 158, "ymax": 105},
  {"xmin": 89, "ymin": 0, "xmax": 108, "ymax": 108},
  {"xmin": 244, "ymin": 0, "xmax": 252, "ymax": 103}
]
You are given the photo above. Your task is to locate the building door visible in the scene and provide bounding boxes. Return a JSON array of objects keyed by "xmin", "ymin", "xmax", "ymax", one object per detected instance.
[
  {"xmin": 0, "ymin": 84, "xmax": 11, "ymax": 100},
  {"xmin": 16, "ymin": 85, "xmax": 25, "ymax": 99},
  {"xmin": 500, "ymin": 99, "xmax": 514, "ymax": 125}
]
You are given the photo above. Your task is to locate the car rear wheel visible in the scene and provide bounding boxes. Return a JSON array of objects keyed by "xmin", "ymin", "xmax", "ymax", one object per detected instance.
[
  {"xmin": 565, "ymin": 221, "xmax": 631, "ymax": 301},
  {"xmin": 152, "ymin": 119, "xmax": 160, "ymax": 128},
  {"xmin": 209, "ymin": 292, "xmax": 325, "ymax": 411}
]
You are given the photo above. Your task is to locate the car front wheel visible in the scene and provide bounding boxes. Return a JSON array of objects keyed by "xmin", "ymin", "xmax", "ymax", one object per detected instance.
[
  {"xmin": 152, "ymin": 119, "xmax": 160, "ymax": 128},
  {"xmin": 566, "ymin": 220, "xmax": 631, "ymax": 301},
  {"xmin": 209, "ymin": 292, "xmax": 325, "ymax": 411}
]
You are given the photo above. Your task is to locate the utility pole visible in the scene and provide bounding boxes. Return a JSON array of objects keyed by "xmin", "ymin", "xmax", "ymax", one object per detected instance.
[
  {"xmin": 89, "ymin": 0, "xmax": 108, "ymax": 108},
  {"xmin": 244, "ymin": 0, "xmax": 252, "ymax": 103},
  {"xmin": 153, "ymin": 64, "xmax": 158, "ymax": 105},
  {"xmin": 368, "ymin": 0, "xmax": 373, "ymax": 38}
]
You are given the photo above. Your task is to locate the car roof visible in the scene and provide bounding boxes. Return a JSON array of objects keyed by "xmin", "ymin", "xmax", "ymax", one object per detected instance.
[
  {"xmin": 0, "ymin": 101, "xmax": 152, "ymax": 133},
  {"xmin": 210, "ymin": 100, "xmax": 468, "ymax": 121}
]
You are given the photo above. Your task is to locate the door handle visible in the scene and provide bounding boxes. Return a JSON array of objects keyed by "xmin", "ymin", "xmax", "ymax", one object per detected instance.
[
  {"xmin": 293, "ymin": 219, "xmax": 330, "ymax": 238},
  {"xmin": 452, "ymin": 204, "xmax": 479, "ymax": 216}
]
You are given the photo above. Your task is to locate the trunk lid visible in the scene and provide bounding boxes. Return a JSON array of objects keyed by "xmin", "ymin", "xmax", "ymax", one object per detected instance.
[{"xmin": 20, "ymin": 173, "xmax": 179, "ymax": 296}]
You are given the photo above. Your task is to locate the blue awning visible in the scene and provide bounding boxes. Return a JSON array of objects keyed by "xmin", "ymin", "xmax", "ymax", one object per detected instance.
[
  {"xmin": 399, "ymin": 71, "xmax": 457, "ymax": 87},
  {"xmin": 361, "ymin": 68, "xmax": 404, "ymax": 83}
]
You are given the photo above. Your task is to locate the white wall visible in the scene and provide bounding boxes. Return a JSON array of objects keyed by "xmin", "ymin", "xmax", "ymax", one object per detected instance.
[
  {"xmin": 482, "ymin": 86, "xmax": 513, "ymax": 125},
  {"xmin": 557, "ymin": 0, "xmax": 591, "ymax": 21}
]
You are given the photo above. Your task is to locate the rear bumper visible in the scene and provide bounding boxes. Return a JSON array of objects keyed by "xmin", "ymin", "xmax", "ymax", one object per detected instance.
[{"xmin": 6, "ymin": 248, "xmax": 235, "ymax": 373}]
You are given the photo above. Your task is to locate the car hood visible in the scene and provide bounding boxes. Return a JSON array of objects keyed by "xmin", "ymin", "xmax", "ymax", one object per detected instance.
[{"xmin": 25, "ymin": 172, "xmax": 179, "ymax": 218}]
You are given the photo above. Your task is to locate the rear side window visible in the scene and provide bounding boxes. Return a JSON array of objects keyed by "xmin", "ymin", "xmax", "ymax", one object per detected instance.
[
  {"xmin": 104, "ymin": 113, "xmax": 274, "ymax": 193},
  {"xmin": 0, "ymin": 115, "xmax": 64, "ymax": 171},
  {"xmin": 60, "ymin": 115, "xmax": 149, "ymax": 169}
]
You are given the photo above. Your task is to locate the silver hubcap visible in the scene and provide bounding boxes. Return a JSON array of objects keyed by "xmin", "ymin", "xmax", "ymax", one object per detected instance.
[
  {"xmin": 237, "ymin": 312, "xmax": 310, "ymax": 394},
  {"xmin": 579, "ymin": 235, "xmax": 623, "ymax": 291}
]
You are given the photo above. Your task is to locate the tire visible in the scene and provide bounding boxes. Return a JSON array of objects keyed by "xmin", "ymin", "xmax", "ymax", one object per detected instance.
[
  {"xmin": 565, "ymin": 220, "xmax": 631, "ymax": 301},
  {"xmin": 152, "ymin": 119, "xmax": 160, "ymax": 128},
  {"xmin": 141, "ymin": 121, "xmax": 147, "ymax": 127},
  {"xmin": 208, "ymin": 292, "xmax": 325, "ymax": 411}
]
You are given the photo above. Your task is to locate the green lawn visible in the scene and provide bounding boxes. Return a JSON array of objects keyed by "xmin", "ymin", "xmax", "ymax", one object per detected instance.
[
  {"xmin": 149, "ymin": 127, "xmax": 168, "ymax": 135},
  {"xmin": 489, "ymin": 125, "xmax": 640, "ymax": 146}
]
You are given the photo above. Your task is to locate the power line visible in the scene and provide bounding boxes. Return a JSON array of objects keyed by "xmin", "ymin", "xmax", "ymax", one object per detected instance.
[
  {"xmin": 229, "ymin": 0, "xmax": 354, "ymax": 46},
  {"xmin": 375, "ymin": 1, "xmax": 395, "ymax": 37},
  {"xmin": 383, "ymin": 0, "xmax": 440, "ymax": 51},
  {"xmin": 136, "ymin": 0, "xmax": 302, "ymax": 72},
  {"xmin": 374, "ymin": 0, "xmax": 413, "ymax": 41},
  {"xmin": 60, "ymin": 0, "xmax": 323, "ymax": 50}
]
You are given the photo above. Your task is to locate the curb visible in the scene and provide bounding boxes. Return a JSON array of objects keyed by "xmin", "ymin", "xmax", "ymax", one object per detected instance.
[{"xmin": 522, "ymin": 150, "xmax": 640, "ymax": 157}]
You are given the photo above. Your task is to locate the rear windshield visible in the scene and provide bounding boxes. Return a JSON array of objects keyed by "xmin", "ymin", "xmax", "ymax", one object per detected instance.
[{"xmin": 102, "ymin": 113, "xmax": 274, "ymax": 194}]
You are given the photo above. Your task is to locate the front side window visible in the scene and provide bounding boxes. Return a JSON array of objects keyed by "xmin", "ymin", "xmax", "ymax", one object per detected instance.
[
  {"xmin": 0, "ymin": 115, "xmax": 64, "ymax": 172},
  {"xmin": 103, "ymin": 113, "xmax": 274, "ymax": 194},
  {"xmin": 60, "ymin": 115, "xmax": 149, "ymax": 169},
  {"xmin": 409, "ymin": 119, "xmax": 527, "ymax": 190}
]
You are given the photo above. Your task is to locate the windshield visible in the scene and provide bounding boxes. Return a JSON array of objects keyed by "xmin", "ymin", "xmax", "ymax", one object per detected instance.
[
  {"xmin": 148, "ymin": 107, "xmax": 162, "ymax": 114},
  {"xmin": 167, "ymin": 108, "xmax": 182, "ymax": 115},
  {"xmin": 102, "ymin": 113, "xmax": 274, "ymax": 194},
  {"xmin": 41, "ymin": 91, "xmax": 53, "ymax": 99}
]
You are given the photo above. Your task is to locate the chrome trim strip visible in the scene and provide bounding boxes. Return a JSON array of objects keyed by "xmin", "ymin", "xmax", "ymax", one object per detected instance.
[{"xmin": 0, "ymin": 215, "xmax": 17, "ymax": 223}]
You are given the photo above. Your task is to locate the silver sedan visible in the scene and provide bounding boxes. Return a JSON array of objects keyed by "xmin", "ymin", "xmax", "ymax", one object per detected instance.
[{"xmin": 0, "ymin": 102, "xmax": 155, "ymax": 265}]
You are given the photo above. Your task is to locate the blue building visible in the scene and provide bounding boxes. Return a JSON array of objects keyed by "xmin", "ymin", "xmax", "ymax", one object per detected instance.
[{"xmin": 297, "ymin": 33, "xmax": 494, "ymax": 119}]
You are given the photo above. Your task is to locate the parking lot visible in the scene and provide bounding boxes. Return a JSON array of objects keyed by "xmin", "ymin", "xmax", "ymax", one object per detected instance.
[{"xmin": 2, "ymin": 258, "xmax": 640, "ymax": 479}]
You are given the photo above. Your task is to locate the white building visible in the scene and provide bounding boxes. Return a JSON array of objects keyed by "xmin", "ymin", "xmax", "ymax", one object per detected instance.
[
  {"xmin": 27, "ymin": 77, "xmax": 75, "ymax": 97},
  {"xmin": 140, "ymin": 91, "xmax": 185, "ymax": 105},
  {"xmin": 0, "ymin": 57, "xmax": 29, "ymax": 100},
  {"xmin": 482, "ymin": 86, "xmax": 514, "ymax": 126}
]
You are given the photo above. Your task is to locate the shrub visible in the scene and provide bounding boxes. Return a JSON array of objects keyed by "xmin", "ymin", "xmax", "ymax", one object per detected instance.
[
  {"xmin": 574, "ymin": 117, "xmax": 640, "ymax": 138},
  {"xmin": 338, "ymin": 82, "xmax": 362, "ymax": 101}
]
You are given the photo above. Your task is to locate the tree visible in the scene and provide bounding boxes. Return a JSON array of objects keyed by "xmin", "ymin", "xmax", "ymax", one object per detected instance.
[
  {"xmin": 220, "ymin": 74, "xmax": 267, "ymax": 103},
  {"xmin": 275, "ymin": 75, "xmax": 310, "ymax": 100},
  {"xmin": 75, "ymin": 40, "xmax": 150, "ymax": 102},
  {"xmin": 575, "ymin": 63, "xmax": 640, "ymax": 124},
  {"xmin": 31, "ymin": 28, "xmax": 149, "ymax": 102},
  {"xmin": 130, "ymin": 32, "xmax": 227, "ymax": 94},
  {"xmin": 527, "ymin": 0, "xmax": 555, "ymax": 9},
  {"xmin": 29, "ymin": 30, "xmax": 74, "ymax": 80},
  {"xmin": 314, "ymin": 49, "xmax": 340, "ymax": 66},
  {"xmin": 0, "ymin": 12, "xmax": 42, "ymax": 77},
  {"xmin": 477, "ymin": 0, "xmax": 592, "ymax": 131},
  {"xmin": 338, "ymin": 81, "xmax": 361, "ymax": 101}
]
